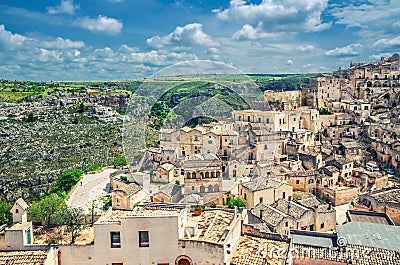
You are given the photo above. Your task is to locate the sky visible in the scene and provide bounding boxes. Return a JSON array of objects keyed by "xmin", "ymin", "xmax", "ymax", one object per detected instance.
[{"xmin": 0, "ymin": 0, "xmax": 399, "ymax": 81}]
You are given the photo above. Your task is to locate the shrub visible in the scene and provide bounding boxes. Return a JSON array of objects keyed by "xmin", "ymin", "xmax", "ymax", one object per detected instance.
[
  {"xmin": 227, "ymin": 197, "xmax": 245, "ymax": 209},
  {"xmin": 120, "ymin": 175, "xmax": 127, "ymax": 181}
]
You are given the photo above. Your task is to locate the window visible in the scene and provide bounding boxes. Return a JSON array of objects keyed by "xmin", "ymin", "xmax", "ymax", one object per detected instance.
[
  {"xmin": 194, "ymin": 135, "xmax": 198, "ymax": 141},
  {"xmin": 176, "ymin": 137, "xmax": 180, "ymax": 141},
  {"xmin": 285, "ymin": 222, "xmax": 289, "ymax": 227},
  {"xmin": 208, "ymin": 140, "xmax": 213, "ymax": 144},
  {"xmin": 111, "ymin": 232, "xmax": 121, "ymax": 248},
  {"xmin": 15, "ymin": 209, "xmax": 19, "ymax": 214},
  {"xmin": 320, "ymin": 223, "xmax": 325, "ymax": 229},
  {"xmin": 229, "ymin": 139, "xmax": 234, "ymax": 145},
  {"xmin": 283, "ymin": 192, "xmax": 286, "ymax": 199},
  {"xmin": 266, "ymin": 118, "xmax": 270, "ymax": 124},
  {"xmin": 247, "ymin": 116, "xmax": 250, "ymax": 122},
  {"xmin": 139, "ymin": 231, "xmax": 149, "ymax": 247},
  {"xmin": 244, "ymin": 193, "xmax": 247, "ymax": 200},
  {"xmin": 296, "ymin": 180, "xmax": 300, "ymax": 184},
  {"xmin": 258, "ymin": 118, "xmax": 262, "ymax": 123},
  {"xmin": 116, "ymin": 197, "xmax": 120, "ymax": 206},
  {"xmin": 259, "ymin": 197, "xmax": 263, "ymax": 204}
]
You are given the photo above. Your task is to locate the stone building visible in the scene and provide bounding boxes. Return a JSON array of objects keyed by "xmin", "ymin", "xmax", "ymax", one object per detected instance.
[
  {"xmin": 66, "ymin": 205, "xmax": 243, "ymax": 265},
  {"xmin": 359, "ymin": 188, "xmax": 400, "ymax": 225},
  {"xmin": 248, "ymin": 197, "xmax": 335, "ymax": 234},
  {"xmin": 153, "ymin": 162, "xmax": 176, "ymax": 183},
  {"xmin": 183, "ymin": 154, "xmax": 223, "ymax": 202},
  {"xmin": 238, "ymin": 177, "xmax": 293, "ymax": 208},
  {"xmin": 153, "ymin": 183, "xmax": 182, "ymax": 203},
  {"xmin": 10, "ymin": 198, "xmax": 28, "ymax": 224},
  {"xmin": 263, "ymin": 90, "xmax": 302, "ymax": 110}
]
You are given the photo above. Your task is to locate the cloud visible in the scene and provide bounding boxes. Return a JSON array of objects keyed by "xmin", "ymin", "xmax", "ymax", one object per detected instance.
[
  {"xmin": 231, "ymin": 23, "xmax": 280, "ymax": 40},
  {"xmin": 146, "ymin": 23, "xmax": 217, "ymax": 48},
  {"xmin": 47, "ymin": 0, "xmax": 79, "ymax": 15},
  {"xmin": 78, "ymin": 15, "xmax": 123, "ymax": 35},
  {"xmin": 325, "ymin": 43, "xmax": 363, "ymax": 57},
  {"xmin": 373, "ymin": 36, "xmax": 400, "ymax": 48},
  {"xmin": 286, "ymin": 59, "xmax": 294, "ymax": 65},
  {"xmin": 216, "ymin": 0, "xmax": 331, "ymax": 32},
  {"xmin": 331, "ymin": 1, "xmax": 400, "ymax": 29},
  {"xmin": 40, "ymin": 37, "xmax": 84, "ymax": 49},
  {"xmin": 0, "ymin": 24, "xmax": 27, "ymax": 48},
  {"xmin": 296, "ymin": 45, "xmax": 315, "ymax": 52}
]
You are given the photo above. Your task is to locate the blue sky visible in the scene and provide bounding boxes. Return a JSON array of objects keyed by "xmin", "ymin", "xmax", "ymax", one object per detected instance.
[{"xmin": 0, "ymin": 0, "xmax": 399, "ymax": 80}]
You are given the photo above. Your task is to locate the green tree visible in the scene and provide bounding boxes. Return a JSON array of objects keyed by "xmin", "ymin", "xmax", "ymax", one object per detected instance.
[
  {"xmin": 77, "ymin": 102, "xmax": 85, "ymax": 113},
  {"xmin": 28, "ymin": 194, "xmax": 65, "ymax": 226},
  {"xmin": 55, "ymin": 205, "xmax": 85, "ymax": 244},
  {"xmin": 25, "ymin": 112, "xmax": 37, "ymax": 122},
  {"xmin": 53, "ymin": 169, "xmax": 84, "ymax": 194},
  {"xmin": 227, "ymin": 197, "xmax": 245, "ymax": 209},
  {"xmin": 0, "ymin": 200, "xmax": 13, "ymax": 226},
  {"xmin": 86, "ymin": 199, "xmax": 99, "ymax": 226},
  {"xmin": 111, "ymin": 155, "xmax": 127, "ymax": 167}
]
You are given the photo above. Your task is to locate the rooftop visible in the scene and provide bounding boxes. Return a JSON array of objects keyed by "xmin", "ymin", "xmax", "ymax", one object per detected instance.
[
  {"xmin": 15, "ymin": 198, "xmax": 29, "ymax": 210},
  {"xmin": 241, "ymin": 177, "xmax": 286, "ymax": 192},
  {"xmin": 346, "ymin": 210, "xmax": 394, "ymax": 225},
  {"xmin": 367, "ymin": 188, "xmax": 400, "ymax": 204},
  {"xmin": 116, "ymin": 182, "xmax": 142, "ymax": 196},
  {"xmin": 230, "ymin": 235, "xmax": 288, "ymax": 265},
  {"xmin": 336, "ymin": 222, "xmax": 400, "ymax": 252},
  {"xmin": 0, "ymin": 250, "xmax": 49, "ymax": 265},
  {"xmin": 273, "ymin": 199, "xmax": 310, "ymax": 220},
  {"xmin": 293, "ymin": 244, "xmax": 400, "ymax": 265},
  {"xmin": 188, "ymin": 209, "xmax": 235, "ymax": 244},
  {"xmin": 154, "ymin": 183, "xmax": 181, "ymax": 197},
  {"xmin": 97, "ymin": 206, "xmax": 182, "ymax": 224}
]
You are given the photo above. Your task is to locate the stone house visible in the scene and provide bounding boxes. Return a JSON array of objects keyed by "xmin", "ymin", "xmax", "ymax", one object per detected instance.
[
  {"xmin": 183, "ymin": 154, "xmax": 223, "ymax": 203},
  {"xmin": 339, "ymin": 140, "xmax": 370, "ymax": 163},
  {"xmin": 359, "ymin": 188, "xmax": 400, "ymax": 225},
  {"xmin": 325, "ymin": 156, "xmax": 354, "ymax": 182},
  {"xmin": 238, "ymin": 177, "xmax": 293, "ymax": 208},
  {"xmin": 153, "ymin": 183, "xmax": 182, "ymax": 203},
  {"xmin": 249, "ymin": 199, "xmax": 314, "ymax": 234},
  {"xmin": 297, "ymin": 197, "xmax": 336, "ymax": 232},
  {"xmin": 110, "ymin": 174, "xmax": 147, "ymax": 210},
  {"xmin": 153, "ymin": 162, "xmax": 176, "ymax": 183},
  {"xmin": 111, "ymin": 182, "xmax": 143, "ymax": 210},
  {"xmin": 322, "ymin": 185, "xmax": 359, "ymax": 206},
  {"xmin": 352, "ymin": 167, "xmax": 388, "ymax": 192},
  {"xmin": 66, "ymin": 205, "xmax": 243, "ymax": 265},
  {"xmin": 10, "ymin": 198, "xmax": 28, "ymax": 224}
]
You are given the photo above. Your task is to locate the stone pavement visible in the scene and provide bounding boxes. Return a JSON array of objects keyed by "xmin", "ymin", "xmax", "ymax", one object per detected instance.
[{"xmin": 67, "ymin": 168, "xmax": 117, "ymax": 213}]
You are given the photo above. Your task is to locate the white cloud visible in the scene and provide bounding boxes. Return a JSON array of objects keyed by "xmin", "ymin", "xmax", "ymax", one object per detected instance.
[
  {"xmin": 47, "ymin": 0, "xmax": 79, "ymax": 15},
  {"xmin": 78, "ymin": 15, "xmax": 123, "ymax": 35},
  {"xmin": 0, "ymin": 24, "xmax": 27, "ymax": 48},
  {"xmin": 231, "ymin": 23, "xmax": 280, "ymax": 40},
  {"xmin": 40, "ymin": 37, "xmax": 84, "ymax": 49},
  {"xmin": 325, "ymin": 43, "xmax": 363, "ymax": 57},
  {"xmin": 286, "ymin": 59, "xmax": 294, "ymax": 65},
  {"xmin": 373, "ymin": 36, "xmax": 400, "ymax": 48},
  {"xmin": 147, "ymin": 23, "xmax": 217, "ymax": 48},
  {"xmin": 216, "ymin": 0, "xmax": 331, "ymax": 32},
  {"xmin": 297, "ymin": 45, "xmax": 315, "ymax": 52},
  {"xmin": 331, "ymin": 1, "xmax": 400, "ymax": 29}
]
